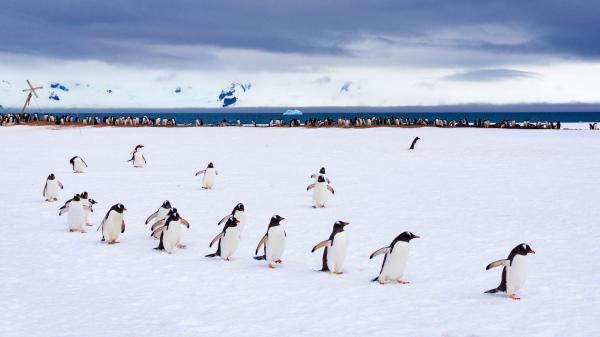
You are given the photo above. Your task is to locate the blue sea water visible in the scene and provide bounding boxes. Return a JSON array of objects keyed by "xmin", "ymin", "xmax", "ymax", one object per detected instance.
[{"xmin": 14, "ymin": 107, "xmax": 600, "ymax": 125}]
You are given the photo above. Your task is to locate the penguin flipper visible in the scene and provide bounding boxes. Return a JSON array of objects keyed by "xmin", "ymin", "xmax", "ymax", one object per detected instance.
[
  {"xmin": 209, "ymin": 232, "xmax": 225, "ymax": 247},
  {"xmin": 371, "ymin": 276, "xmax": 380, "ymax": 282},
  {"xmin": 151, "ymin": 225, "xmax": 165, "ymax": 238},
  {"xmin": 43, "ymin": 182, "xmax": 47, "ymax": 197},
  {"xmin": 121, "ymin": 220, "xmax": 125, "ymax": 233},
  {"xmin": 255, "ymin": 234, "xmax": 268, "ymax": 255},
  {"xmin": 58, "ymin": 181, "xmax": 64, "ymax": 189},
  {"xmin": 306, "ymin": 183, "xmax": 315, "ymax": 191},
  {"xmin": 151, "ymin": 219, "xmax": 165, "ymax": 231},
  {"xmin": 486, "ymin": 259, "xmax": 509, "ymax": 270},
  {"xmin": 369, "ymin": 247, "xmax": 391, "ymax": 259},
  {"xmin": 58, "ymin": 206, "xmax": 69, "ymax": 216},
  {"xmin": 217, "ymin": 214, "xmax": 231, "ymax": 226},
  {"xmin": 311, "ymin": 240, "xmax": 331, "ymax": 253},
  {"xmin": 195, "ymin": 170, "xmax": 206, "ymax": 176},
  {"xmin": 327, "ymin": 185, "xmax": 335, "ymax": 194},
  {"xmin": 145, "ymin": 211, "xmax": 159, "ymax": 225}
]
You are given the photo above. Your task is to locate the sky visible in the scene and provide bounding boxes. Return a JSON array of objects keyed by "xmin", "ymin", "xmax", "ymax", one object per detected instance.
[{"xmin": 1, "ymin": 0, "xmax": 600, "ymax": 108}]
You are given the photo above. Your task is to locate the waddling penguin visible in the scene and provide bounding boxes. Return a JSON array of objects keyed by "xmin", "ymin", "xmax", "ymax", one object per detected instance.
[
  {"xmin": 59, "ymin": 194, "xmax": 87, "ymax": 233},
  {"xmin": 307, "ymin": 175, "xmax": 334, "ymax": 208},
  {"xmin": 311, "ymin": 221, "xmax": 349, "ymax": 274},
  {"xmin": 152, "ymin": 209, "xmax": 190, "ymax": 254},
  {"xmin": 97, "ymin": 203, "xmax": 127, "ymax": 244},
  {"xmin": 128, "ymin": 144, "xmax": 146, "ymax": 168},
  {"xmin": 43, "ymin": 173, "xmax": 63, "ymax": 201},
  {"xmin": 253, "ymin": 215, "xmax": 286, "ymax": 268},
  {"xmin": 409, "ymin": 137, "xmax": 420, "ymax": 150},
  {"xmin": 206, "ymin": 216, "xmax": 240, "ymax": 260},
  {"xmin": 145, "ymin": 200, "xmax": 172, "ymax": 229},
  {"xmin": 485, "ymin": 243, "xmax": 536, "ymax": 300},
  {"xmin": 310, "ymin": 167, "xmax": 330, "ymax": 184},
  {"xmin": 195, "ymin": 162, "xmax": 218, "ymax": 189},
  {"xmin": 69, "ymin": 156, "xmax": 88, "ymax": 173},
  {"xmin": 369, "ymin": 231, "xmax": 420, "ymax": 285}
]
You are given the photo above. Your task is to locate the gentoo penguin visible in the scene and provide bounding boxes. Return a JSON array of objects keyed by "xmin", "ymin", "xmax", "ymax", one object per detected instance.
[
  {"xmin": 485, "ymin": 243, "xmax": 536, "ymax": 300},
  {"xmin": 128, "ymin": 144, "xmax": 146, "ymax": 168},
  {"xmin": 195, "ymin": 162, "xmax": 218, "ymax": 189},
  {"xmin": 69, "ymin": 156, "xmax": 88, "ymax": 173},
  {"xmin": 311, "ymin": 221, "xmax": 350, "ymax": 274},
  {"xmin": 369, "ymin": 231, "xmax": 420, "ymax": 285},
  {"xmin": 217, "ymin": 203, "xmax": 246, "ymax": 233},
  {"xmin": 409, "ymin": 137, "xmax": 420, "ymax": 150},
  {"xmin": 306, "ymin": 175, "xmax": 335, "ymax": 208},
  {"xmin": 59, "ymin": 194, "xmax": 87, "ymax": 233},
  {"xmin": 152, "ymin": 209, "xmax": 190, "ymax": 254},
  {"xmin": 43, "ymin": 173, "xmax": 63, "ymax": 201},
  {"xmin": 206, "ymin": 216, "xmax": 240, "ymax": 261},
  {"xmin": 97, "ymin": 203, "xmax": 127, "ymax": 244},
  {"xmin": 145, "ymin": 200, "xmax": 173, "ymax": 228},
  {"xmin": 253, "ymin": 215, "xmax": 286, "ymax": 268},
  {"xmin": 310, "ymin": 167, "xmax": 331, "ymax": 184}
]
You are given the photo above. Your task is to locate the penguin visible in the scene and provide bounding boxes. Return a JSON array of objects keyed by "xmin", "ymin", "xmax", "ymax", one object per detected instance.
[
  {"xmin": 409, "ymin": 137, "xmax": 420, "ymax": 150},
  {"xmin": 253, "ymin": 215, "xmax": 286, "ymax": 268},
  {"xmin": 79, "ymin": 192, "xmax": 97, "ymax": 226},
  {"xmin": 311, "ymin": 221, "xmax": 349, "ymax": 274},
  {"xmin": 206, "ymin": 216, "xmax": 240, "ymax": 260},
  {"xmin": 310, "ymin": 167, "xmax": 330, "ymax": 184},
  {"xmin": 150, "ymin": 207, "xmax": 177, "ymax": 238},
  {"xmin": 69, "ymin": 156, "xmax": 88, "ymax": 173},
  {"xmin": 59, "ymin": 194, "xmax": 87, "ymax": 233},
  {"xmin": 485, "ymin": 243, "xmax": 536, "ymax": 300},
  {"xmin": 128, "ymin": 144, "xmax": 146, "ymax": 168},
  {"xmin": 43, "ymin": 173, "xmax": 63, "ymax": 201},
  {"xmin": 195, "ymin": 162, "xmax": 218, "ymax": 189},
  {"xmin": 369, "ymin": 231, "xmax": 420, "ymax": 285},
  {"xmin": 97, "ymin": 203, "xmax": 127, "ymax": 244},
  {"xmin": 217, "ymin": 203, "xmax": 246, "ymax": 233},
  {"xmin": 151, "ymin": 209, "xmax": 190, "ymax": 254},
  {"xmin": 145, "ymin": 200, "xmax": 172, "ymax": 228},
  {"xmin": 306, "ymin": 175, "xmax": 335, "ymax": 208}
]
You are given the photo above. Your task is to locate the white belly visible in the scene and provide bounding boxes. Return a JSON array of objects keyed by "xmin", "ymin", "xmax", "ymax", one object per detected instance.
[
  {"xmin": 82, "ymin": 200, "xmax": 92, "ymax": 225},
  {"xmin": 73, "ymin": 158, "xmax": 85, "ymax": 172},
  {"xmin": 103, "ymin": 213, "xmax": 123, "ymax": 242},
  {"xmin": 380, "ymin": 243, "xmax": 409, "ymax": 281},
  {"xmin": 233, "ymin": 210, "xmax": 246, "ymax": 235},
  {"xmin": 67, "ymin": 202, "xmax": 85, "ymax": 230},
  {"xmin": 327, "ymin": 233, "xmax": 348, "ymax": 272},
  {"xmin": 266, "ymin": 227, "xmax": 286, "ymax": 263},
  {"xmin": 202, "ymin": 169, "xmax": 217, "ymax": 188},
  {"xmin": 220, "ymin": 227, "xmax": 240, "ymax": 258},
  {"xmin": 132, "ymin": 152, "xmax": 145, "ymax": 167},
  {"xmin": 45, "ymin": 180, "xmax": 60, "ymax": 198},
  {"xmin": 162, "ymin": 222, "xmax": 182, "ymax": 253},
  {"xmin": 507, "ymin": 255, "xmax": 528, "ymax": 294},
  {"xmin": 312, "ymin": 183, "xmax": 328, "ymax": 207}
]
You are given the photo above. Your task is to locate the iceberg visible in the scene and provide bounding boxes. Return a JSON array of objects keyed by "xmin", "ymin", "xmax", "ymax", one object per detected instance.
[{"xmin": 283, "ymin": 109, "xmax": 303, "ymax": 116}]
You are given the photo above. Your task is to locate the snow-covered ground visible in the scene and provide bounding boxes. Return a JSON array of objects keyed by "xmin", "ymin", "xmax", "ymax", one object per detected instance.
[{"xmin": 1, "ymin": 125, "xmax": 599, "ymax": 337}]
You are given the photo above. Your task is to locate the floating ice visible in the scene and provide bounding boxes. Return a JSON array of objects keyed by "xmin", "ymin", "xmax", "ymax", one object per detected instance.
[
  {"xmin": 175, "ymin": 87, "xmax": 182, "ymax": 93},
  {"xmin": 283, "ymin": 109, "xmax": 303, "ymax": 116},
  {"xmin": 50, "ymin": 83, "xmax": 69, "ymax": 91},
  {"xmin": 48, "ymin": 92, "xmax": 60, "ymax": 101},
  {"xmin": 218, "ymin": 82, "xmax": 251, "ymax": 107}
]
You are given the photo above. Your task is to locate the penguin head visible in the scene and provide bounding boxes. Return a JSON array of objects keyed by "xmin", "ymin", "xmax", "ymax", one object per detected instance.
[
  {"xmin": 169, "ymin": 209, "xmax": 181, "ymax": 221},
  {"xmin": 317, "ymin": 175, "xmax": 326, "ymax": 183},
  {"xmin": 80, "ymin": 191, "xmax": 88, "ymax": 199},
  {"xmin": 113, "ymin": 203, "xmax": 127, "ymax": 213},
  {"xmin": 395, "ymin": 231, "xmax": 420, "ymax": 243},
  {"xmin": 270, "ymin": 215, "xmax": 285, "ymax": 226},
  {"xmin": 235, "ymin": 203, "xmax": 245, "ymax": 212},
  {"xmin": 319, "ymin": 167, "xmax": 326, "ymax": 174},
  {"xmin": 73, "ymin": 194, "xmax": 81, "ymax": 201},
  {"xmin": 515, "ymin": 243, "xmax": 535, "ymax": 255},
  {"xmin": 208, "ymin": 162, "xmax": 214, "ymax": 168},
  {"xmin": 334, "ymin": 220, "xmax": 349, "ymax": 230},
  {"xmin": 48, "ymin": 173, "xmax": 55, "ymax": 180},
  {"xmin": 162, "ymin": 200, "xmax": 172, "ymax": 209},
  {"xmin": 135, "ymin": 144, "xmax": 144, "ymax": 150}
]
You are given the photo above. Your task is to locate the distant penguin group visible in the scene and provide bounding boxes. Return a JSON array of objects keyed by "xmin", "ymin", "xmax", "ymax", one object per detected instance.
[{"xmin": 43, "ymin": 144, "xmax": 536, "ymax": 301}]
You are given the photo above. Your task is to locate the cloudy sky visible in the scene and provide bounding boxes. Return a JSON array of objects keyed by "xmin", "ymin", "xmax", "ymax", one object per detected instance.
[{"xmin": 1, "ymin": 0, "xmax": 599, "ymax": 108}]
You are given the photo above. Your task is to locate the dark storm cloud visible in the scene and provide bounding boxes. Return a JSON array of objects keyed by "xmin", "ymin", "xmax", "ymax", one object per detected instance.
[
  {"xmin": 1, "ymin": 0, "xmax": 599, "ymax": 63},
  {"xmin": 442, "ymin": 69, "xmax": 539, "ymax": 82}
]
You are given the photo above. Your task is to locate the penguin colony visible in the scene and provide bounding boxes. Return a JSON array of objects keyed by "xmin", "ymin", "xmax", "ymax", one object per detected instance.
[
  {"xmin": 43, "ymin": 144, "xmax": 535, "ymax": 300},
  {"xmin": 1, "ymin": 111, "xmax": 564, "ymax": 129}
]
